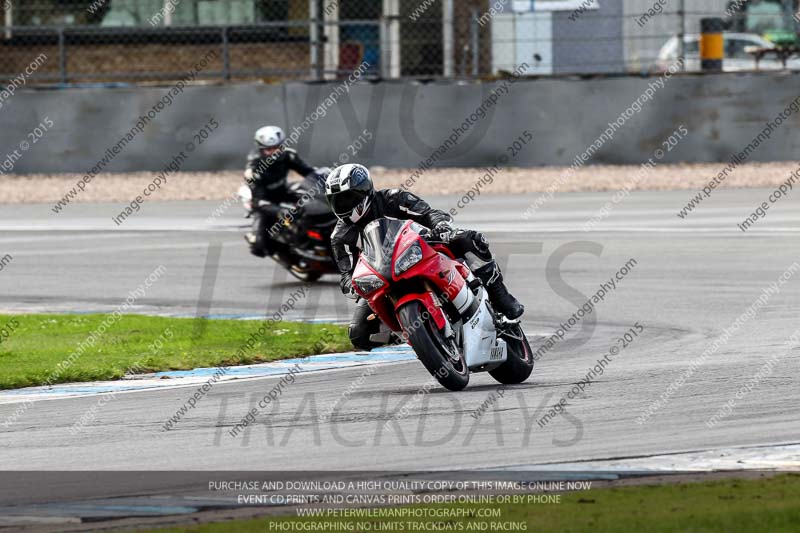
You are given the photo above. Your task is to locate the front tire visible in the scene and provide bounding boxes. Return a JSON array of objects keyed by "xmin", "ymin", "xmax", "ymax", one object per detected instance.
[
  {"xmin": 289, "ymin": 269, "xmax": 322, "ymax": 283},
  {"xmin": 397, "ymin": 301, "xmax": 469, "ymax": 391},
  {"xmin": 489, "ymin": 324, "xmax": 534, "ymax": 385}
]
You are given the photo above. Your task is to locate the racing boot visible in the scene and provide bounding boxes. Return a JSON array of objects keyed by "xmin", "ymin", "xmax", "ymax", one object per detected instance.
[
  {"xmin": 245, "ymin": 233, "xmax": 267, "ymax": 257},
  {"xmin": 250, "ymin": 246, "xmax": 267, "ymax": 258},
  {"xmin": 473, "ymin": 261, "xmax": 525, "ymax": 320}
]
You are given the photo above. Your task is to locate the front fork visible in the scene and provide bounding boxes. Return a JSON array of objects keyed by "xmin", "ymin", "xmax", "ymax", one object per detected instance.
[{"xmin": 395, "ymin": 290, "xmax": 447, "ymax": 330}]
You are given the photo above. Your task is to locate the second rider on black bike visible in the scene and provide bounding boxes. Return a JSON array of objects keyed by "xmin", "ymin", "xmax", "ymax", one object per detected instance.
[{"xmin": 244, "ymin": 125, "xmax": 317, "ymax": 258}]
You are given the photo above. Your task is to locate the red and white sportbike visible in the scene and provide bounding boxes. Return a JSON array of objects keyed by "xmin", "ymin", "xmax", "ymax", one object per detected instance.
[{"xmin": 352, "ymin": 218, "xmax": 534, "ymax": 391}]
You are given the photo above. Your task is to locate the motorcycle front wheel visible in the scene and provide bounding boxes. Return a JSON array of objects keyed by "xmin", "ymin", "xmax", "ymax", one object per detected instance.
[
  {"xmin": 489, "ymin": 323, "xmax": 534, "ymax": 385},
  {"xmin": 397, "ymin": 301, "xmax": 469, "ymax": 392}
]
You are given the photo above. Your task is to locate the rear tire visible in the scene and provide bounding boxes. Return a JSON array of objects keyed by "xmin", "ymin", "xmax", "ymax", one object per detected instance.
[
  {"xmin": 489, "ymin": 324, "xmax": 534, "ymax": 385},
  {"xmin": 397, "ymin": 301, "xmax": 469, "ymax": 391}
]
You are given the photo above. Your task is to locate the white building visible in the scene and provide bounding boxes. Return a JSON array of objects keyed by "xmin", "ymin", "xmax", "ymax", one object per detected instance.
[{"xmin": 491, "ymin": 0, "xmax": 729, "ymax": 75}]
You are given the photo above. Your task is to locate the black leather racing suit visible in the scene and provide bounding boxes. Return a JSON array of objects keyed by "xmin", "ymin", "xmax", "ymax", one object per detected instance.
[
  {"xmin": 332, "ymin": 189, "xmax": 502, "ymax": 350},
  {"xmin": 246, "ymin": 147, "xmax": 315, "ymax": 256}
]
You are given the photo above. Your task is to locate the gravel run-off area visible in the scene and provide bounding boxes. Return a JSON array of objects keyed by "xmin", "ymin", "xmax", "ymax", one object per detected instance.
[{"xmin": 2, "ymin": 161, "xmax": 798, "ymax": 205}]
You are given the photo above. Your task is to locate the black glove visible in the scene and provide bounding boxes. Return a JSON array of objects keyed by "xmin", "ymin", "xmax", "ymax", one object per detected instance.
[
  {"xmin": 340, "ymin": 273, "xmax": 358, "ymax": 300},
  {"xmin": 430, "ymin": 221, "xmax": 455, "ymax": 241},
  {"xmin": 309, "ymin": 167, "xmax": 331, "ymax": 183}
]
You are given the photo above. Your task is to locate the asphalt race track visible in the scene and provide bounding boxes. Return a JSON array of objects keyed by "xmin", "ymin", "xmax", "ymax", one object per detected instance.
[{"xmin": 1, "ymin": 188, "xmax": 799, "ymax": 523}]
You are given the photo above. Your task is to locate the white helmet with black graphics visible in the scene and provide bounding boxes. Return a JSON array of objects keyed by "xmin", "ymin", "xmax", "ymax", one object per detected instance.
[{"xmin": 325, "ymin": 163, "xmax": 374, "ymax": 223}]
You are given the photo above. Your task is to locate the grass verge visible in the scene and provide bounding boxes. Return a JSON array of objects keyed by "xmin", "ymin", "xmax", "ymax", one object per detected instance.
[
  {"xmin": 0, "ymin": 314, "xmax": 350, "ymax": 390},
  {"xmin": 145, "ymin": 474, "xmax": 800, "ymax": 532}
]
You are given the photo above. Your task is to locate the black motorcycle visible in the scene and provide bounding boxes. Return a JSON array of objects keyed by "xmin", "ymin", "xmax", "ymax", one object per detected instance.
[{"xmin": 240, "ymin": 169, "xmax": 339, "ymax": 283}]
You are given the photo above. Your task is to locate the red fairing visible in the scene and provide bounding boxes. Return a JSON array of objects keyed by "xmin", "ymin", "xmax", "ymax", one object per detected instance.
[
  {"xmin": 395, "ymin": 291, "xmax": 447, "ymax": 329},
  {"xmin": 394, "ymin": 232, "xmax": 467, "ymax": 305},
  {"xmin": 454, "ymin": 262, "xmax": 471, "ymax": 281},
  {"xmin": 352, "ymin": 220, "xmax": 468, "ymax": 334},
  {"xmin": 352, "ymin": 257, "xmax": 383, "ymax": 289},
  {"xmin": 351, "ymin": 259, "xmax": 401, "ymax": 331},
  {"xmin": 432, "ymin": 243, "xmax": 456, "ymax": 259}
]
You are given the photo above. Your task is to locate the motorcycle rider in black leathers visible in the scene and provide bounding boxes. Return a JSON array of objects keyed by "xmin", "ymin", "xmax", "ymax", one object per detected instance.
[
  {"xmin": 245, "ymin": 125, "xmax": 316, "ymax": 258},
  {"xmin": 324, "ymin": 163, "xmax": 524, "ymax": 351}
]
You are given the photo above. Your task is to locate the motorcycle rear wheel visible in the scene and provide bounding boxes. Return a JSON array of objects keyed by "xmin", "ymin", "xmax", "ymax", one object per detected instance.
[{"xmin": 397, "ymin": 301, "xmax": 469, "ymax": 391}]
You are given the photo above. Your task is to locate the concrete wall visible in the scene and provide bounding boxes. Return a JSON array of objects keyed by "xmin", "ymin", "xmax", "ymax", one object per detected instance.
[{"xmin": 1, "ymin": 72, "xmax": 799, "ymax": 174}]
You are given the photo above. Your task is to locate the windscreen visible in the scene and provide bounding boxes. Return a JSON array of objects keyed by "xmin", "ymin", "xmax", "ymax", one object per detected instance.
[{"xmin": 361, "ymin": 218, "xmax": 406, "ymax": 277}]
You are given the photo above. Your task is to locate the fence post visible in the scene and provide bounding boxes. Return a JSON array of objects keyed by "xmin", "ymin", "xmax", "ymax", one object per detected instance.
[
  {"xmin": 382, "ymin": 0, "xmax": 401, "ymax": 78},
  {"xmin": 221, "ymin": 26, "xmax": 230, "ymax": 81},
  {"xmin": 380, "ymin": 17, "xmax": 388, "ymax": 78},
  {"xmin": 58, "ymin": 26, "xmax": 67, "ymax": 84},
  {"xmin": 163, "ymin": 0, "xmax": 173, "ymax": 26},
  {"xmin": 678, "ymin": 0, "xmax": 686, "ymax": 71},
  {"xmin": 3, "ymin": 1, "xmax": 12, "ymax": 40},
  {"xmin": 309, "ymin": 0, "xmax": 324, "ymax": 80},
  {"xmin": 471, "ymin": 8, "xmax": 479, "ymax": 77},
  {"xmin": 442, "ymin": 0, "xmax": 454, "ymax": 76},
  {"xmin": 316, "ymin": 17, "xmax": 325, "ymax": 80}
]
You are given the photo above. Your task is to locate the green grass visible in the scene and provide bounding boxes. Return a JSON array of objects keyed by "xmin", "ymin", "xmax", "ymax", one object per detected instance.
[
  {"xmin": 0, "ymin": 314, "xmax": 350, "ymax": 390},
  {"xmin": 145, "ymin": 474, "xmax": 800, "ymax": 533}
]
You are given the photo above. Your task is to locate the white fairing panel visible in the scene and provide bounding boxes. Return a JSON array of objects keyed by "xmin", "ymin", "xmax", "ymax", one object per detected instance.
[
  {"xmin": 450, "ymin": 282, "xmax": 474, "ymax": 315},
  {"xmin": 237, "ymin": 184, "xmax": 252, "ymax": 202},
  {"xmin": 462, "ymin": 290, "xmax": 507, "ymax": 368},
  {"xmin": 237, "ymin": 185, "xmax": 253, "ymax": 211}
]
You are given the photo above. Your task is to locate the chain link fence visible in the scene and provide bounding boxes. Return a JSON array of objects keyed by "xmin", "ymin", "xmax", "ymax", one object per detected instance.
[{"xmin": 1, "ymin": 0, "xmax": 798, "ymax": 85}]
